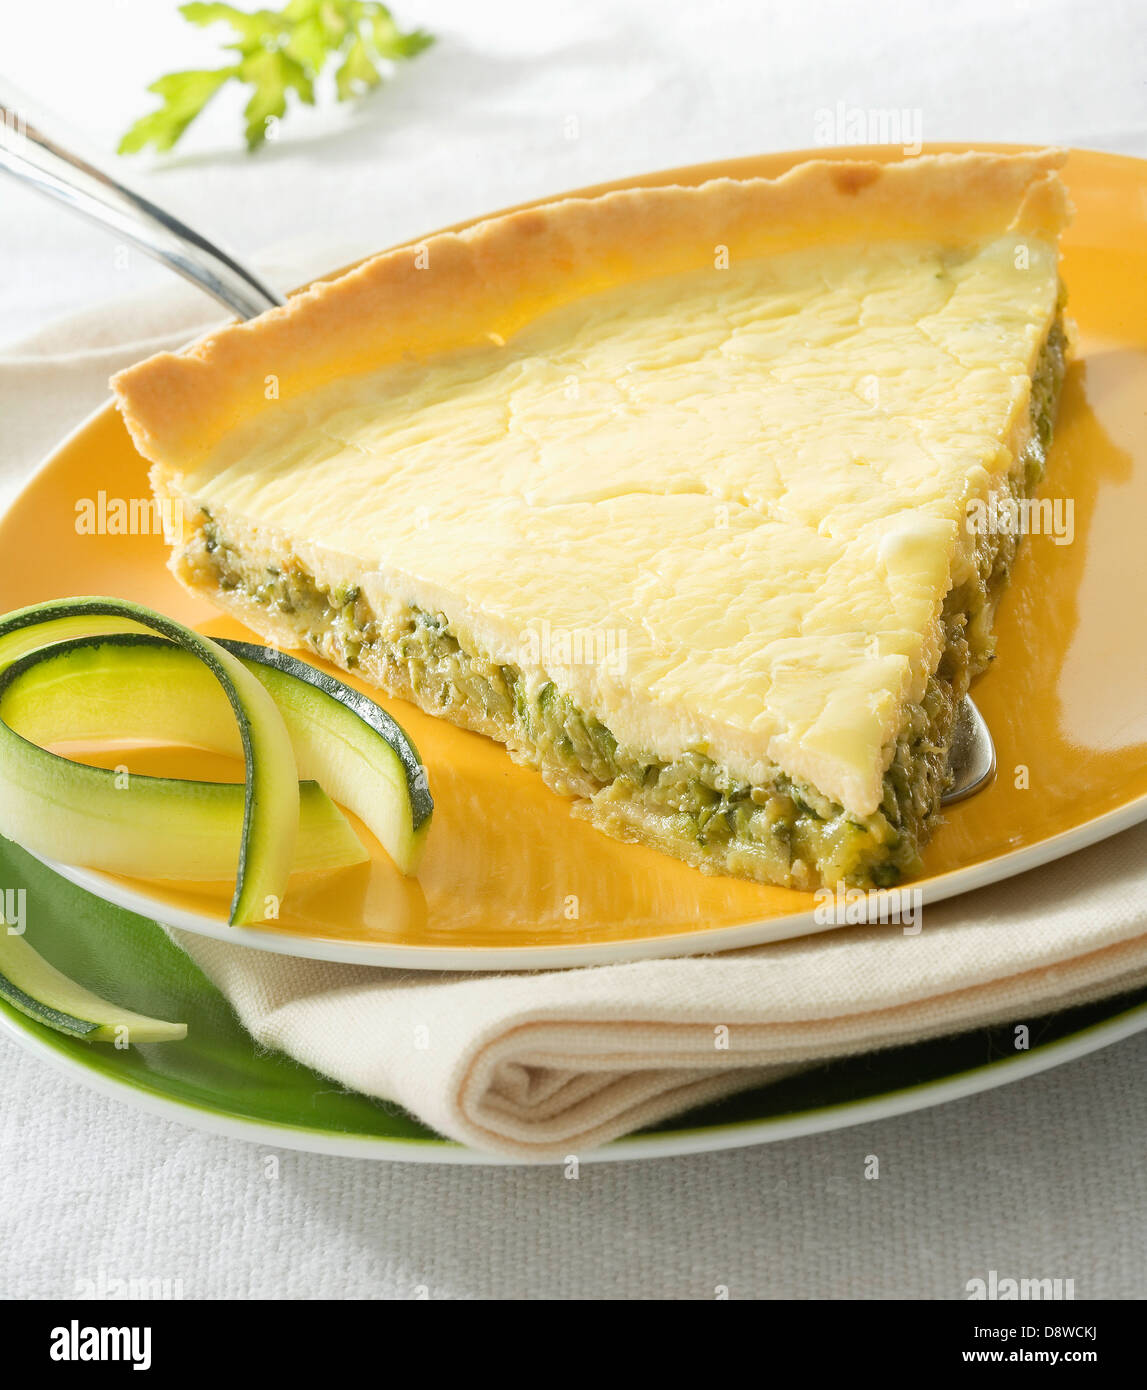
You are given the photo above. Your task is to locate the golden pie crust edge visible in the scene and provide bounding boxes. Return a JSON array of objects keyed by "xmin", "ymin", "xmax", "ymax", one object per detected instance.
[{"xmin": 111, "ymin": 149, "xmax": 1071, "ymax": 475}]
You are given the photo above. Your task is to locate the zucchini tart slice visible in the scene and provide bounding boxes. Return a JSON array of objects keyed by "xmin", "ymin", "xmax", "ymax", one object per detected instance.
[{"xmin": 113, "ymin": 150, "xmax": 1071, "ymax": 890}]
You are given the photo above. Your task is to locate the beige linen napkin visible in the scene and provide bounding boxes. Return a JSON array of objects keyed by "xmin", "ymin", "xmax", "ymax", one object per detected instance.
[{"xmin": 4, "ymin": 279, "xmax": 1147, "ymax": 1160}]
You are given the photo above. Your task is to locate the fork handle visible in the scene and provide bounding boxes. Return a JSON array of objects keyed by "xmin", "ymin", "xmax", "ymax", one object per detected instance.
[{"xmin": 0, "ymin": 103, "xmax": 285, "ymax": 322}]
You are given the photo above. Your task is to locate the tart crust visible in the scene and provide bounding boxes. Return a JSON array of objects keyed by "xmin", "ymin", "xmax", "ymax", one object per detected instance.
[{"xmin": 114, "ymin": 150, "xmax": 1068, "ymax": 468}]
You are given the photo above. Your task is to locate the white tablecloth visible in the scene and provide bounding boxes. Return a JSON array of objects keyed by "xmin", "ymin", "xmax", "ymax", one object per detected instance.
[{"xmin": 1, "ymin": 0, "xmax": 1145, "ymax": 1299}]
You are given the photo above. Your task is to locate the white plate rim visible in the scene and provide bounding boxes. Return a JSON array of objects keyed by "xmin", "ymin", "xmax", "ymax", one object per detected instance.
[{"xmin": 32, "ymin": 787, "xmax": 1147, "ymax": 970}]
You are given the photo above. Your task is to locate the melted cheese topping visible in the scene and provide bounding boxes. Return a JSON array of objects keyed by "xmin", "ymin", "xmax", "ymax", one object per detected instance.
[{"xmin": 183, "ymin": 235, "xmax": 1059, "ymax": 815}]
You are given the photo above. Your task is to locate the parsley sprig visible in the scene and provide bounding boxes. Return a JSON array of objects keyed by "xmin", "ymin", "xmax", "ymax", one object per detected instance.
[{"xmin": 119, "ymin": 1, "xmax": 433, "ymax": 155}]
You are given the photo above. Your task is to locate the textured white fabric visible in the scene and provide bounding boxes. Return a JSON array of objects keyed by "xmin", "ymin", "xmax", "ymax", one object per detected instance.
[
  {"xmin": 2, "ymin": 0, "xmax": 1145, "ymax": 1294},
  {"xmin": 3, "ymin": 1028, "xmax": 1146, "ymax": 1299}
]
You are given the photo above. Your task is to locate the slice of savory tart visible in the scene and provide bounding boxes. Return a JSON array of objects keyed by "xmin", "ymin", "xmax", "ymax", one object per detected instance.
[{"xmin": 112, "ymin": 150, "xmax": 1071, "ymax": 890}]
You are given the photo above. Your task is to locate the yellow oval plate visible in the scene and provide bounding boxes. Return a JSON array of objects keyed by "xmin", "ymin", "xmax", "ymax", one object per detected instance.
[{"xmin": 4, "ymin": 143, "xmax": 1147, "ymax": 970}]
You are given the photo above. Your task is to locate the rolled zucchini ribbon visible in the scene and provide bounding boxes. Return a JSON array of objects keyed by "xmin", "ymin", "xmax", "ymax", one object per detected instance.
[{"xmin": 0, "ymin": 598, "xmax": 300, "ymax": 926}]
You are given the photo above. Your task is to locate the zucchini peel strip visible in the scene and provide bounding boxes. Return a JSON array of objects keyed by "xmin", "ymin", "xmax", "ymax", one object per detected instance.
[
  {"xmin": 0, "ymin": 598, "xmax": 298, "ymax": 925},
  {"xmin": 0, "ymin": 630, "xmax": 434, "ymax": 876},
  {"xmin": 0, "ymin": 598, "xmax": 434, "ymax": 1045},
  {"xmin": 0, "ymin": 928, "xmax": 187, "ymax": 1044}
]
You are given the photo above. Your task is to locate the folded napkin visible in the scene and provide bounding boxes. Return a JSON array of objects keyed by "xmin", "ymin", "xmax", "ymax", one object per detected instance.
[{"xmin": 5, "ymin": 276, "xmax": 1147, "ymax": 1160}]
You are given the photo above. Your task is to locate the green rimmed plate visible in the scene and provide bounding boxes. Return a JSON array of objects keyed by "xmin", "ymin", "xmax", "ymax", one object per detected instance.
[{"xmin": 3, "ymin": 834, "xmax": 1145, "ymax": 1164}]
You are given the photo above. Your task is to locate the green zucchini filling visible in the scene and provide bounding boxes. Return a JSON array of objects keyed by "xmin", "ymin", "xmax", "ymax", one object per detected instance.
[{"xmin": 186, "ymin": 317, "xmax": 1065, "ymax": 889}]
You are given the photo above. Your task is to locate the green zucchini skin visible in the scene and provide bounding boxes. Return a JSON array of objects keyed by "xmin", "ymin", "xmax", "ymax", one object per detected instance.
[
  {"xmin": 0, "ymin": 638, "xmax": 366, "ymax": 879},
  {"xmin": 0, "ymin": 599, "xmax": 434, "ymax": 1048},
  {"xmin": 0, "ymin": 930, "xmax": 186, "ymax": 1043},
  {"xmin": 218, "ymin": 638, "xmax": 433, "ymax": 873},
  {"xmin": 0, "ymin": 598, "xmax": 298, "ymax": 924},
  {"xmin": 0, "ymin": 628, "xmax": 433, "ymax": 876},
  {"xmin": 0, "ymin": 602, "xmax": 435, "ymax": 1046},
  {"xmin": 218, "ymin": 639, "xmax": 432, "ymax": 827}
]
